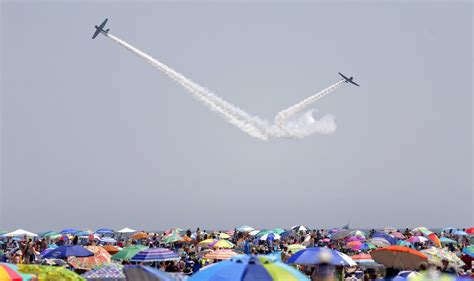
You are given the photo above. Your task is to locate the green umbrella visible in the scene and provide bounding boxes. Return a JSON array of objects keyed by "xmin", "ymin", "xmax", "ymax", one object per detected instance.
[
  {"xmin": 162, "ymin": 232, "xmax": 182, "ymax": 244},
  {"xmin": 19, "ymin": 264, "xmax": 85, "ymax": 281},
  {"xmin": 42, "ymin": 231, "xmax": 60, "ymax": 238},
  {"xmin": 112, "ymin": 245, "xmax": 148, "ymax": 261}
]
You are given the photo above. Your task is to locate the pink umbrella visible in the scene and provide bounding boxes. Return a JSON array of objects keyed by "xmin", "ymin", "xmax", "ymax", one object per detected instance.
[
  {"xmin": 322, "ymin": 238, "xmax": 330, "ymax": 243},
  {"xmin": 407, "ymin": 236, "xmax": 428, "ymax": 243},
  {"xmin": 391, "ymin": 232, "xmax": 405, "ymax": 240},
  {"xmin": 346, "ymin": 236, "xmax": 366, "ymax": 242}
]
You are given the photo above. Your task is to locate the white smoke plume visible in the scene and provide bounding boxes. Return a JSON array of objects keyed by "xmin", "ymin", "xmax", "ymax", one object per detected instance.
[{"xmin": 106, "ymin": 33, "xmax": 342, "ymax": 141}]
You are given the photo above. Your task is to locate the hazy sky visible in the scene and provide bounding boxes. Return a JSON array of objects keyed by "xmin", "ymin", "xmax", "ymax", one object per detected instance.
[{"xmin": 1, "ymin": 1, "xmax": 472, "ymax": 232}]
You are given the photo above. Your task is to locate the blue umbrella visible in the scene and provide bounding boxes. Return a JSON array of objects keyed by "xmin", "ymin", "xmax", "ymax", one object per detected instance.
[
  {"xmin": 372, "ymin": 232, "xmax": 397, "ymax": 244},
  {"xmin": 95, "ymin": 228, "xmax": 114, "ymax": 235},
  {"xmin": 130, "ymin": 248, "xmax": 180, "ymax": 262},
  {"xmin": 188, "ymin": 255, "xmax": 309, "ymax": 281},
  {"xmin": 42, "ymin": 245, "xmax": 94, "ymax": 259},
  {"xmin": 60, "ymin": 228, "xmax": 77, "ymax": 235},
  {"xmin": 280, "ymin": 231, "xmax": 295, "ymax": 238},
  {"xmin": 287, "ymin": 247, "xmax": 356, "ymax": 267},
  {"xmin": 452, "ymin": 230, "xmax": 468, "ymax": 236}
]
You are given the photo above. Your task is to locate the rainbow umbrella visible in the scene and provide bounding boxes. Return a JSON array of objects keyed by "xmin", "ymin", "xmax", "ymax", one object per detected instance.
[
  {"xmin": 68, "ymin": 246, "xmax": 111, "ymax": 270},
  {"xmin": 0, "ymin": 263, "xmax": 33, "ymax": 281},
  {"xmin": 189, "ymin": 255, "xmax": 309, "ymax": 281},
  {"xmin": 211, "ymin": 240, "xmax": 235, "ymax": 249},
  {"xmin": 162, "ymin": 232, "xmax": 182, "ymax": 244}
]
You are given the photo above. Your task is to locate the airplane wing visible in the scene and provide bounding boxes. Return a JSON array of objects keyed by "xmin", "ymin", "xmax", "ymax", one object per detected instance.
[
  {"xmin": 349, "ymin": 80, "xmax": 360, "ymax": 87},
  {"xmin": 338, "ymin": 72, "xmax": 349, "ymax": 80}
]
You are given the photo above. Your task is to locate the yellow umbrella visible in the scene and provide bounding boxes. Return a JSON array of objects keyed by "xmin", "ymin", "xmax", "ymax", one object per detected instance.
[
  {"xmin": 212, "ymin": 240, "xmax": 235, "ymax": 249},
  {"xmin": 197, "ymin": 239, "xmax": 216, "ymax": 248},
  {"xmin": 219, "ymin": 233, "xmax": 231, "ymax": 239}
]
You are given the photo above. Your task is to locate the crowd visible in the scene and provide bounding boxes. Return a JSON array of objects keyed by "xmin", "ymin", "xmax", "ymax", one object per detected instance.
[{"xmin": 0, "ymin": 226, "xmax": 472, "ymax": 280}]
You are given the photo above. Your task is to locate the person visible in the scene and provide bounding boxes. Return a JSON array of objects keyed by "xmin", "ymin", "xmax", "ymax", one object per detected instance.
[{"xmin": 441, "ymin": 259, "xmax": 456, "ymax": 274}]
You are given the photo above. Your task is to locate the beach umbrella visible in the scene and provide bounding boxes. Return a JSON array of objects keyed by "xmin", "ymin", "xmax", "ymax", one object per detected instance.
[
  {"xmin": 411, "ymin": 227, "xmax": 430, "ymax": 236},
  {"xmin": 372, "ymin": 232, "xmax": 396, "ymax": 245},
  {"xmin": 383, "ymin": 227, "xmax": 398, "ymax": 234},
  {"xmin": 102, "ymin": 245, "xmax": 120, "ymax": 255},
  {"xmin": 68, "ymin": 246, "xmax": 112, "ymax": 270},
  {"xmin": 421, "ymin": 247, "xmax": 465, "ymax": 268},
  {"xmin": 345, "ymin": 241, "xmax": 362, "ymax": 249},
  {"xmin": 164, "ymin": 228, "xmax": 183, "ymax": 236},
  {"xmin": 117, "ymin": 227, "xmax": 136, "ymax": 233},
  {"xmin": 440, "ymin": 237, "xmax": 458, "ymax": 244},
  {"xmin": 95, "ymin": 228, "xmax": 114, "ymax": 235},
  {"xmin": 204, "ymin": 249, "xmax": 238, "ymax": 260},
  {"xmin": 236, "ymin": 226, "xmax": 254, "ymax": 232},
  {"xmin": 350, "ymin": 253, "xmax": 382, "ymax": 267},
  {"xmin": 271, "ymin": 228, "xmax": 285, "ymax": 235},
  {"xmin": 130, "ymin": 248, "xmax": 180, "ymax": 262},
  {"xmin": 19, "ymin": 264, "xmax": 84, "ymax": 281},
  {"xmin": 197, "ymin": 239, "xmax": 217, "ymax": 248},
  {"xmin": 226, "ymin": 229, "xmax": 235, "ymax": 236},
  {"xmin": 189, "ymin": 255, "xmax": 309, "ymax": 281},
  {"xmin": 466, "ymin": 227, "xmax": 474, "ymax": 235},
  {"xmin": 291, "ymin": 225, "xmax": 309, "ymax": 232},
  {"xmin": 346, "ymin": 236, "xmax": 365, "ymax": 242},
  {"xmin": 390, "ymin": 232, "xmax": 406, "ymax": 240},
  {"xmin": 248, "ymin": 230, "xmax": 260, "ymax": 236},
  {"xmin": 100, "ymin": 237, "xmax": 117, "ymax": 244},
  {"xmin": 407, "ymin": 236, "xmax": 429, "ymax": 243},
  {"xmin": 131, "ymin": 232, "xmax": 148, "ymax": 240},
  {"xmin": 330, "ymin": 229, "xmax": 352, "ymax": 240},
  {"xmin": 462, "ymin": 245, "xmax": 474, "ymax": 258},
  {"xmin": 0, "ymin": 263, "xmax": 34, "ymax": 280},
  {"xmin": 287, "ymin": 244, "xmax": 306, "ymax": 254},
  {"xmin": 259, "ymin": 233, "xmax": 281, "ymax": 241},
  {"xmin": 397, "ymin": 241, "xmax": 413, "ymax": 248},
  {"xmin": 441, "ymin": 227, "xmax": 458, "ymax": 233},
  {"xmin": 287, "ymin": 247, "xmax": 356, "ymax": 267},
  {"xmin": 41, "ymin": 231, "xmax": 60, "ymax": 238},
  {"xmin": 427, "ymin": 233, "xmax": 441, "ymax": 247},
  {"xmin": 179, "ymin": 235, "xmax": 193, "ymax": 243},
  {"xmin": 280, "ymin": 231, "xmax": 295, "ymax": 239},
  {"xmin": 4, "ymin": 229, "xmax": 38, "ymax": 237},
  {"xmin": 370, "ymin": 246, "xmax": 427, "ymax": 270},
  {"xmin": 452, "ymin": 230, "xmax": 468, "ymax": 236},
  {"xmin": 123, "ymin": 265, "xmax": 181, "ymax": 281},
  {"xmin": 368, "ymin": 237, "xmax": 391, "ymax": 248},
  {"xmin": 162, "ymin": 232, "xmax": 183, "ymax": 244},
  {"xmin": 350, "ymin": 230, "xmax": 366, "ymax": 238},
  {"xmin": 211, "ymin": 240, "xmax": 235, "ymax": 249},
  {"xmin": 353, "ymin": 243, "xmax": 376, "ymax": 251},
  {"xmin": 82, "ymin": 263, "xmax": 126, "ymax": 281},
  {"xmin": 60, "ymin": 228, "xmax": 77, "ymax": 235},
  {"xmin": 43, "ymin": 245, "xmax": 94, "ymax": 259},
  {"xmin": 112, "ymin": 245, "xmax": 148, "ymax": 261},
  {"xmin": 219, "ymin": 233, "xmax": 231, "ymax": 239}
]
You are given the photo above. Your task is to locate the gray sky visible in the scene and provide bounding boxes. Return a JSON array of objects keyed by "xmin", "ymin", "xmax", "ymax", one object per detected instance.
[{"xmin": 1, "ymin": 1, "xmax": 472, "ymax": 232}]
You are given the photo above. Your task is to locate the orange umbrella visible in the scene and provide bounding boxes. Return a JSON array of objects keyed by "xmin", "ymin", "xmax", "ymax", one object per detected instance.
[
  {"xmin": 371, "ymin": 246, "xmax": 427, "ymax": 270},
  {"xmin": 179, "ymin": 235, "xmax": 193, "ymax": 243},
  {"xmin": 102, "ymin": 245, "xmax": 120, "ymax": 255},
  {"xmin": 427, "ymin": 233, "xmax": 441, "ymax": 247},
  {"xmin": 68, "ymin": 246, "xmax": 111, "ymax": 270},
  {"xmin": 131, "ymin": 232, "xmax": 148, "ymax": 240}
]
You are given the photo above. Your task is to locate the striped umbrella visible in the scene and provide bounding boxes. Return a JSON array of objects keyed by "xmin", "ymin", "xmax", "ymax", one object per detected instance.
[
  {"xmin": 204, "ymin": 249, "xmax": 238, "ymax": 260},
  {"xmin": 162, "ymin": 232, "xmax": 182, "ymax": 244},
  {"xmin": 440, "ymin": 237, "xmax": 457, "ymax": 245},
  {"xmin": 189, "ymin": 255, "xmax": 309, "ymax": 281},
  {"xmin": 130, "ymin": 248, "xmax": 180, "ymax": 262},
  {"xmin": 0, "ymin": 263, "xmax": 33, "ymax": 281},
  {"xmin": 82, "ymin": 263, "xmax": 125, "ymax": 280}
]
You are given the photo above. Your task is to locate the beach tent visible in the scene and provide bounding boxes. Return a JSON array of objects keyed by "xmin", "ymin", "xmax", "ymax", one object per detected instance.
[
  {"xmin": 4, "ymin": 229, "xmax": 38, "ymax": 237},
  {"xmin": 117, "ymin": 227, "xmax": 136, "ymax": 233}
]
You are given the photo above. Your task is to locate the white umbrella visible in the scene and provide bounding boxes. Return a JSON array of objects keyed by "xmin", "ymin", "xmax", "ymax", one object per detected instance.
[
  {"xmin": 291, "ymin": 225, "xmax": 309, "ymax": 232},
  {"xmin": 117, "ymin": 227, "xmax": 136, "ymax": 233},
  {"xmin": 4, "ymin": 229, "xmax": 38, "ymax": 237},
  {"xmin": 249, "ymin": 230, "xmax": 260, "ymax": 236}
]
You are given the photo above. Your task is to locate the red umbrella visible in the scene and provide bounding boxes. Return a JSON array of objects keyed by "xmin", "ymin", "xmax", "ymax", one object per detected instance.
[{"xmin": 371, "ymin": 246, "xmax": 427, "ymax": 270}]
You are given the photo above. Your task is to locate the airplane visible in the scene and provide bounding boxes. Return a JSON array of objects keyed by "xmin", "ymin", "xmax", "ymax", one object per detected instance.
[
  {"xmin": 92, "ymin": 19, "xmax": 109, "ymax": 39},
  {"xmin": 338, "ymin": 72, "xmax": 360, "ymax": 87}
]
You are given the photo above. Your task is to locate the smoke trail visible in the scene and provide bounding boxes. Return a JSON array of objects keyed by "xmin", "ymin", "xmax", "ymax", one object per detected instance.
[
  {"xmin": 274, "ymin": 80, "xmax": 344, "ymax": 127},
  {"xmin": 105, "ymin": 33, "xmax": 341, "ymax": 140}
]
